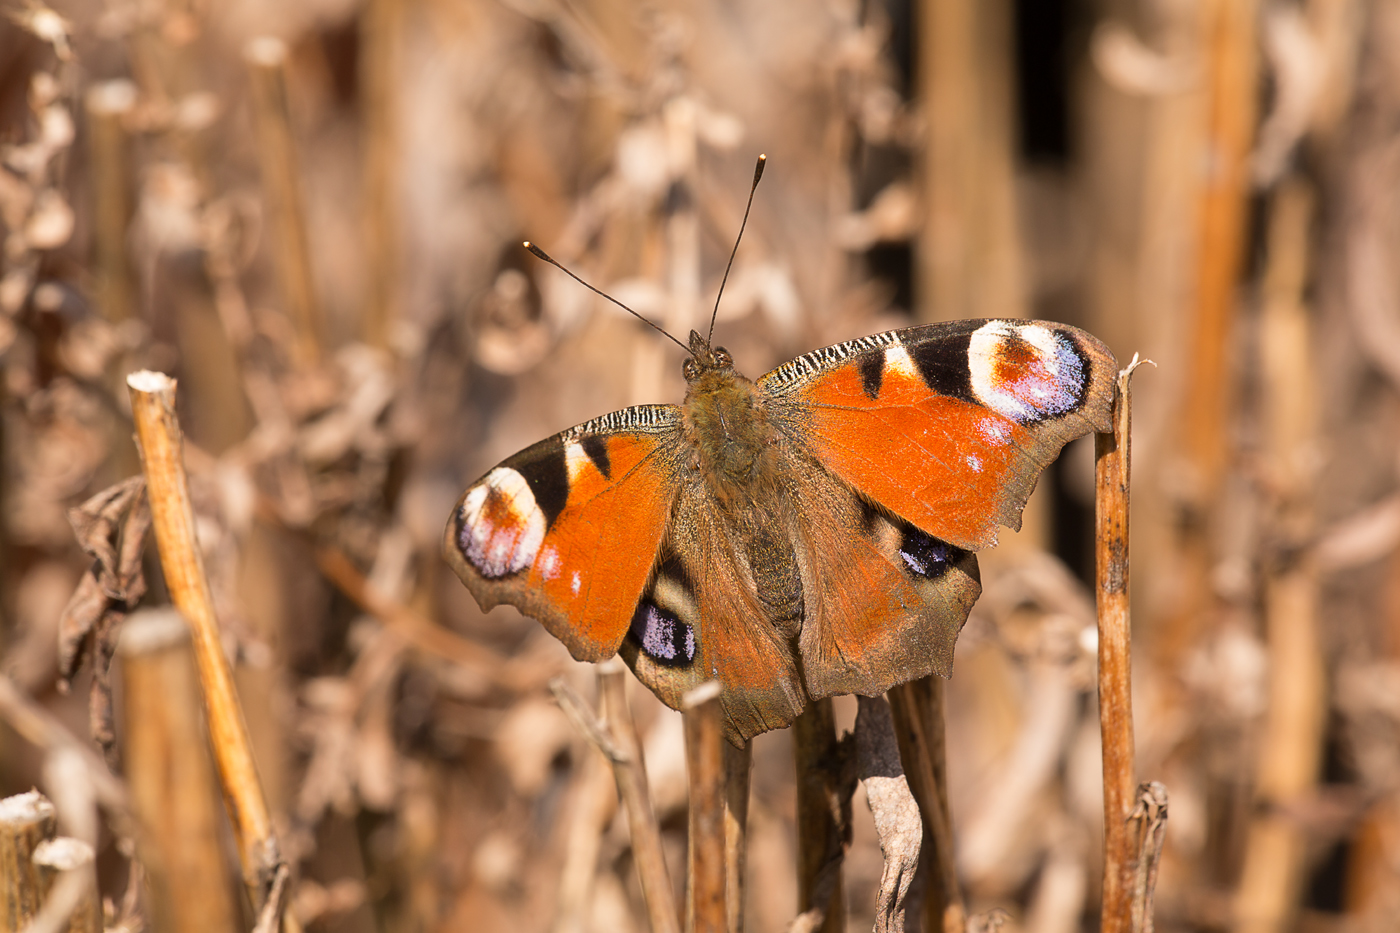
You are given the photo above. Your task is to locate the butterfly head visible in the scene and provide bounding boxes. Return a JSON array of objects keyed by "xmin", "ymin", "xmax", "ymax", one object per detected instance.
[{"xmin": 683, "ymin": 330, "xmax": 735, "ymax": 382}]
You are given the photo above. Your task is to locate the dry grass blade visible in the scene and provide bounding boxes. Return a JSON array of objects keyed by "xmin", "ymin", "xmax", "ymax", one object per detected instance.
[{"xmin": 126, "ymin": 370, "xmax": 282, "ymax": 907}]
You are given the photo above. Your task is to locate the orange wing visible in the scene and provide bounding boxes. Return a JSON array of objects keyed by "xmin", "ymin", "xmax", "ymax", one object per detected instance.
[
  {"xmin": 762, "ymin": 319, "xmax": 1117, "ymax": 551},
  {"xmin": 443, "ymin": 406, "xmax": 683, "ymax": 662},
  {"xmin": 761, "ymin": 319, "xmax": 1116, "ymax": 697}
]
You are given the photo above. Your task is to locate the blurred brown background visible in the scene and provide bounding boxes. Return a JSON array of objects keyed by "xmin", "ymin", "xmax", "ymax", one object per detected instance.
[{"xmin": 1, "ymin": 0, "xmax": 1398, "ymax": 930}]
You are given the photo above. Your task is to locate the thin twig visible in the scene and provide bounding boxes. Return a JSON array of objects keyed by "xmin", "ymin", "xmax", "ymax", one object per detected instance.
[
  {"xmin": 314, "ymin": 545, "xmax": 522, "ymax": 685},
  {"xmin": 549, "ymin": 678, "xmax": 629, "ymax": 765},
  {"xmin": 126, "ymin": 370, "xmax": 283, "ymax": 909},
  {"xmin": 1234, "ymin": 177, "xmax": 1325, "ymax": 933},
  {"xmin": 1096, "ymin": 357, "xmax": 1146, "ymax": 933},
  {"xmin": 554, "ymin": 744, "xmax": 616, "ymax": 933},
  {"xmin": 360, "ymin": 0, "xmax": 403, "ymax": 350},
  {"xmin": 685, "ymin": 683, "xmax": 726, "ymax": 933},
  {"xmin": 0, "ymin": 678, "xmax": 131, "ymax": 837}
]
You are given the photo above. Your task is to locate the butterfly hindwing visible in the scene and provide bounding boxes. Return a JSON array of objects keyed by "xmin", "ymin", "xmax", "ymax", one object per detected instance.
[
  {"xmin": 784, "ymin": 460, "xmax": 982, "ymax": 699},
  {"xmin": 621, "ymin": 481, "xmax": 805, "ymax": 744},
  {"xmin": 444, "ymin": 405, "xmax": 684, "ymax": 661}
]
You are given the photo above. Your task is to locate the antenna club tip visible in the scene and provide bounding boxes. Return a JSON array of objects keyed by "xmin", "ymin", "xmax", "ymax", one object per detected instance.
[
  {"xmin": 522, "ymin": 240, "xmax": 531, "ymax": 248},
  {"xmin": 752, "ymin": 154, "xmax": 767, "ymax": 186},
  {"xmin": 758, "ymin": 153, "xmax": 766, "ymax": 161}
]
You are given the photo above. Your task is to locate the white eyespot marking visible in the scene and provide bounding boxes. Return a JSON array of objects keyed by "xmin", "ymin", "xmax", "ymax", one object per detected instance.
[
  {"xmin": 968, "ymin": 321, "xmax": 1086, "ymax": 423},
  {"xmin": 571, "ymin": 571, "xmax": 582, "ymax": 596},
  {"xmin": 539, "ymin": 544, "xmax": 561, "ymax": 581},
  {"xmin": 966, "ymin": 454, "xmax": 982, "ymax": 472},
  {"xmin": 565, "ymin": 441, "xmax": 591, "ymax": 483},
  {"xmin": 978, "ymin": 417, "xmax": 1012, "ymax": 445},
  {"xmin": 457, "ymin": 467, "xmax": 545, "ymax": 578},
  {"xmin": 884, "ymin": 344, "xmax": 918, "ymax": 380}
]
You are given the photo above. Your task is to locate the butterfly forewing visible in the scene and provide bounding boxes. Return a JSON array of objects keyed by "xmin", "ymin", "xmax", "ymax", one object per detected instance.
[
  {"xmin": 443, "ymin": 405, "xmax": 685, "ymax": 661},
  {"xmin": 762, "ymin": 319, "xmax": 1117, "ymax": 550}
]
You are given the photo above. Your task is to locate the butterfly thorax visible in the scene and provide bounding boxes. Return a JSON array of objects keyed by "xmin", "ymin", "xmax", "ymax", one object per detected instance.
[{"xmin": 682, "ymin": 360, "xmax": 779, "ymax": 509}]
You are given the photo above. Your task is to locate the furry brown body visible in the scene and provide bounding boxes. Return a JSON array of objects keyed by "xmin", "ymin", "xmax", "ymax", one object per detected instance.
[{"xmin": 680, "ymin": 331, "xmax": 804, "ymax": 637}]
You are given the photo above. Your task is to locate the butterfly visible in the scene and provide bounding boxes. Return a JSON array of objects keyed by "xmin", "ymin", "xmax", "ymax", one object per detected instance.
[{"xmin": 444, "ymin": 162, "xmax": 1117, "ymax": 744}]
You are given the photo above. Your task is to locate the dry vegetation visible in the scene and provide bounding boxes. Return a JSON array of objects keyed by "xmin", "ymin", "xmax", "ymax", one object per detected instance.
[{"xmin": 1, "ymin": 0, "xmax": 1399, "ymax": 931}]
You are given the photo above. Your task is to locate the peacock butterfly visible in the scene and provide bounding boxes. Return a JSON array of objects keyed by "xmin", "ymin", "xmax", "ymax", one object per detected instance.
[{"xmin": 443, "ymin": 157, "xmax": 1117, "ymax": 744}]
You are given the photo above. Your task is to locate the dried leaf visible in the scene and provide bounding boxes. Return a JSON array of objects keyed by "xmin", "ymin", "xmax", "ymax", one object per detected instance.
[
  {"xmin": 67, "ymin": 476, "xmax": 146, "ymax": 595},
  {"xmin": 55, "ymin": 571, "xmax": 105, "ymax": 683},
  {"xmin": 855, "ymin": 696, "xmax": 921, "ymax": 933},
  {"xmin": 58, "ymin": 477, "xmax": 151, "ymax": 755}
]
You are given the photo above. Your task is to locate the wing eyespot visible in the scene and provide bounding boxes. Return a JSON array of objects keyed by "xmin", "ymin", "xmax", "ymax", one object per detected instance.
[{"xmin": 628, "ymin": 600, "xmax": 696, "ymax": 667}]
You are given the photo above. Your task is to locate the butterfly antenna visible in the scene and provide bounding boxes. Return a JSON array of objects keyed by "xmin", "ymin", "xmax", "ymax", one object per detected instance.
[
  {"xmin": 707, "ymin": 153, "xmax": 767, "ymax": 346},
  {"xmin": 523, "ymin": 242, "xmax": 690, "ymax": 354}
]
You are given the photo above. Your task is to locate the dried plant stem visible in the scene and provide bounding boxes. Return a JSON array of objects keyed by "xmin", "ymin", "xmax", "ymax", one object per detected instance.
[
  {"xmin": 244, "ymin": 37, "xmax": 323, "ymax": 365},
  {"xmin": 361, "ymin": 0, "xmax": 403, "ymax": 350},
  {"xmin": 792, "ymin": 698, "xmax": 845, "ymax": 933},
  {"xmin": 1234, "ymin": 180, "xmax": 1323, "ymax": 933},
  {"xmin": 887, "ymin": 677, "xmax": 963, "ymax": 933},
  {"xmin": 119, "ymin": 609, "xmax": 240, "ymax": 933},
  {"xmin": 1, "ymin": 791, "xmax": 55, "ymax": 928},
  {"xmin": 685, "ymin": 683, "xmax": 726, "ymax": 933},
  {"xmin": 84, "ymin": 81, "xmax": 136, "ymax": 325},
  {"xmin": 126, "ymin": 371, "xmax": 282, "ymax": 906},
  {"xmin": 554, "ymin": 745, "xmax": 617, "ymax": 933},
  {"xmin": 1180, "ymin": 0, "xmax": 1259, "ymax": 492},
  {"xmin": 724, "ymin": 740, "xmax": 752, "ymax": 933},
  {"xmin": 593, "ymin": 662, "xmax": 681, "ymax": 933},
  {"xmin": 917, "ymin": 0, "xmax": 1023, "ymax": 323},
  {"xmin": 1096, "ymin": 362, "xmax": 1140, "ymax": 933}
]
